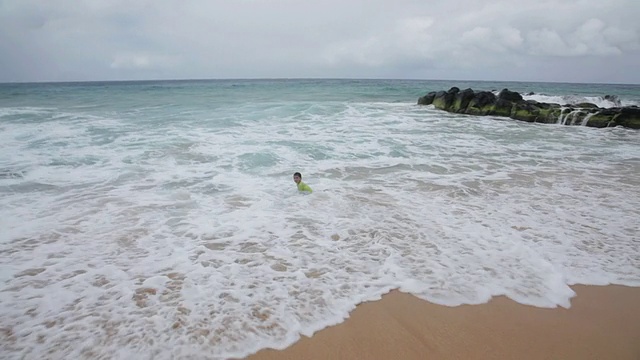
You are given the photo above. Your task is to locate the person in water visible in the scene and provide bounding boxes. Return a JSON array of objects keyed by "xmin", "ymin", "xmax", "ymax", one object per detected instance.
[{"xmin": 293, "ymin": 172, "xmax": 312, "ymax": 193}]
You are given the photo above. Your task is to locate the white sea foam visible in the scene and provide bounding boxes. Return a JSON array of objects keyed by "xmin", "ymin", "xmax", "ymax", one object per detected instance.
[
  {"xmin": 1, "ymin": 96, "xmax": 639, "ymax": 359},
  {"xmin": 522, "ymin": 93, "xmax": 637, "ymax": 108},
  {"xmin": 0, "ymin": 107, "xmax": 55, "ymax": 117}
]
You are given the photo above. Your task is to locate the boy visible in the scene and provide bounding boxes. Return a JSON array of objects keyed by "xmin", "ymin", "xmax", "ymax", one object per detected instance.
[{"xmin": 293, "ymin": 172, "xmax": 312, "ymax": 193}]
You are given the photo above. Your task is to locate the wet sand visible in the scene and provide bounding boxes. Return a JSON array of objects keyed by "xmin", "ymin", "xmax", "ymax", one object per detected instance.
[{"xmin": 247, "ymin": 285, "xmax": 640, "ymax": 360}]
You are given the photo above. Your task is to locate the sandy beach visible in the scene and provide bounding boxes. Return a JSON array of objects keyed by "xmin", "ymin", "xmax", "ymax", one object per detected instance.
[{"xmin": 247, "ymin": 285, "xmax": 640, "ymax": 360}]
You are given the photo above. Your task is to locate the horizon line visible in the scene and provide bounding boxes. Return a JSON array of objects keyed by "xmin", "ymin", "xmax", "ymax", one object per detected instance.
[{"xmin": 1, "ymin": 77, "xmax": 639, "ymax": 87}]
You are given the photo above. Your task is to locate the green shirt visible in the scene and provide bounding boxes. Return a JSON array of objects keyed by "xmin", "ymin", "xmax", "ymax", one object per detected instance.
[{"xmin": 297, "ymin": 181, "xmax": 312, "ymax": 193}]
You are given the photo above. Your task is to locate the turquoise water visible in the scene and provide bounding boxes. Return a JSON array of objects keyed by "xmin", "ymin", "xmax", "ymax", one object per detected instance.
[{"xmin": 1, "ymin": 79, "xmax": 639, "ymax": 359}]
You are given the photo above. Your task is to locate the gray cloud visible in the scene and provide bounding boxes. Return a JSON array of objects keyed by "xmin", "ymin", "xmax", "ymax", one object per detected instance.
[{"xmin": 0, "ymin": 0, "xmax": 638, "ymax": 83}]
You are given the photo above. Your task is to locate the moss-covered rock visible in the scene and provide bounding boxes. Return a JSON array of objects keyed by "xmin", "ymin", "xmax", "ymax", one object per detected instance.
[
  {"xmin": 498, "ymin": 88, "xmax": 523, "ymax": 102},
  {"xmin": 488, "ymin": 99, "xmax": 514, "ymax": 117},
  {"xmin": 416, "ymin": 88, "xmax": 638, "ymax": 130},
  {"xmin": 418, "ymin": 92, "xmax": 436, "ymax": 105},
  {"xmin": 537, "ymin": 106, "xmax": 563, "ymax": 124},
  {"xmin": 613, "ymin": 106, "xmax": 640, "ymax": 129},
  {"xmin": 451, "ymin": 88, "xmax": 475, "ymax": 113},
  {"xmin": 567, "ymin": 111, "xmax": 589, "ymax": 125},
  {"xmin": 511, "ymin": 102, "xmax": 539, "ymax": 122},
  {"xmin": 466, "ymin": 105, "xmax": 490, "ymax": 116},
  {"xmin": 585, "ymin": 110, "xmax": 617, "ymax": 128},
  {"xmin": 466, "ymin": 91, "xmax": 497, "ymax": 115},
  {"xmin": 431, "ymin": 91, "xmax": 449, "ymax": 110},
  {"xmin": 585, "ymin": 115, "xmax": 614, "ymax": 128}
]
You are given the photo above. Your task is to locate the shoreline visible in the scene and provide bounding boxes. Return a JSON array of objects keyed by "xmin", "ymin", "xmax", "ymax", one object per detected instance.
[{"xmin": 246, "ymin": 285, "xmax": 640, "ymax": 360}]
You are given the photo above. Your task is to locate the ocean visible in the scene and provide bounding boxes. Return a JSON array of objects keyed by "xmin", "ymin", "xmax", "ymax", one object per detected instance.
[{"xmin": 1, "ymin": 79, "xmax": 639, "ymax": 359}]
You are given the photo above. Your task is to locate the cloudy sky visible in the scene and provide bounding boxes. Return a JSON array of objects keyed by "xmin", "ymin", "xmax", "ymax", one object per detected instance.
[{"xmin": 1, "ymin": 0, "xmax": 638, "ymax": 83}]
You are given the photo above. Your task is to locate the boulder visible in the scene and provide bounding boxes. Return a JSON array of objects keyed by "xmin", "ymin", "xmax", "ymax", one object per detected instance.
[
  {"xmin": 451, "ymin": 88, "xmax": 475, "ymax": 113},
  {"xmin": 418, "ymin": 92, "xmax": 436, "ymax": 105},
  {"xmin": 614, "ymin": 106, "xmax": 640, "ymax": 129},
  {"xmin": 575, "ymin": 103, "xmax": 599, "ymax": 109},
  {"xmin": 466, "ymin": 91, "xmax": 497, "ymax": 115},
  {"xmin": 498, "ymin": 88, "xmax": 523, "ymax": 102},
  {"xmin": 432, "ymin": 89, "xmax": 458, "ymax": 111}
]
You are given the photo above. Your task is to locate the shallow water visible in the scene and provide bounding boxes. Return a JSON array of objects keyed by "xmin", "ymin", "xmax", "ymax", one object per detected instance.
[{"xmin": 1, "ymin": 79, "xmax": 639, "ymax": 359}]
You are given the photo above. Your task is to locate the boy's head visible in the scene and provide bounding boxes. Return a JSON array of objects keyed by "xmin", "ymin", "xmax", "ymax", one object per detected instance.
[{"xmin": 293, "ymin": 172, "xmax": 302, "ymax": 184}]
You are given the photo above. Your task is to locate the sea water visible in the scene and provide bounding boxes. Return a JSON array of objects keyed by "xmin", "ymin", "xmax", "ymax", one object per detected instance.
[{"xmin": 1, "ymin": 79, "xmax": 639, "ymax": 359}]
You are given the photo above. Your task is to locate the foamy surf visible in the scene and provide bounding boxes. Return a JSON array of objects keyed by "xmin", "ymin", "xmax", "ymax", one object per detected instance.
[
  {"xmin": 521, "ymin": 93, "xmax": 635, "ymax": 108},
  {"xmin": 1, "ymin": 79, "xmax": 639, "ymax": 359}
]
